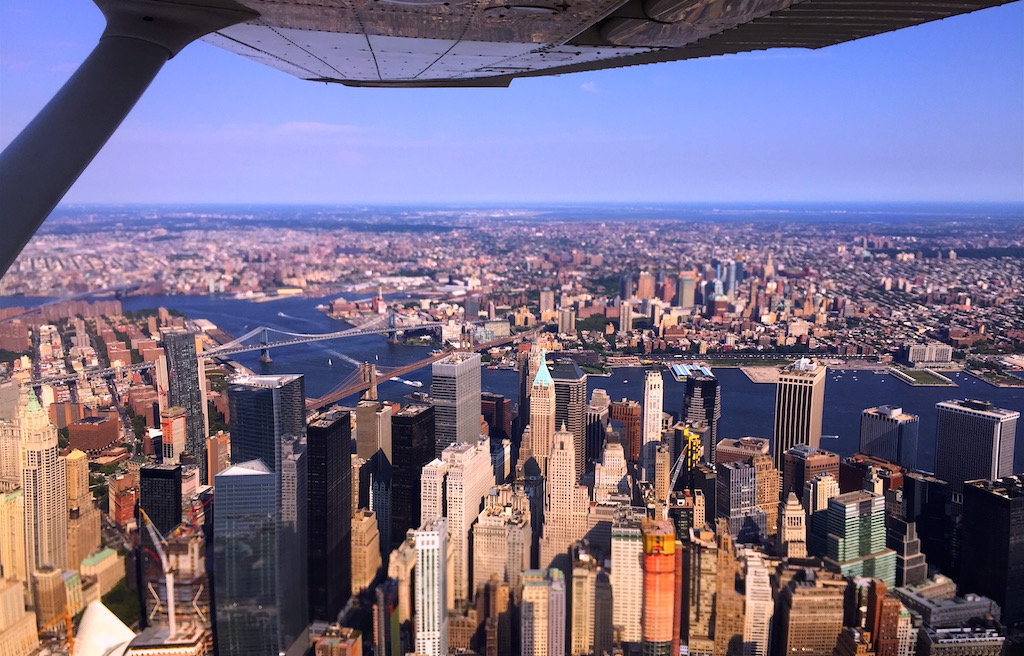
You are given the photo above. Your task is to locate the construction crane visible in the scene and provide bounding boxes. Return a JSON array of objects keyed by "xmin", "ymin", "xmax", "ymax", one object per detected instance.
[
  {"xmin": 36, "ymin": 603, "xmax": 74, "ymax": 652},
  {"xmin": 139, "ymin": 509, "xmax": 177, "ymax": 639}
]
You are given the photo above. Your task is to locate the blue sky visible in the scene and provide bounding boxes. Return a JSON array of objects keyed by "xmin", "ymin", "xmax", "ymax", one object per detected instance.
[{"xmin": 1, "ymin": 1, "xmax": 1022, "ymax": 204}]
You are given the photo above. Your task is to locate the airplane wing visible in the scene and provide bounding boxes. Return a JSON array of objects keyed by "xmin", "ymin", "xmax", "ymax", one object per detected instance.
[{"xmin": 202, "ymin": 0, "xmax": 1013, "ymax": 87}]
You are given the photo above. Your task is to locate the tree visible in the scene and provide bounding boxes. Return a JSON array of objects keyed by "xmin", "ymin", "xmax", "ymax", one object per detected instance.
[{"xmin": 131, "ymin": 415, "xmax": 147, "ymax": 441}]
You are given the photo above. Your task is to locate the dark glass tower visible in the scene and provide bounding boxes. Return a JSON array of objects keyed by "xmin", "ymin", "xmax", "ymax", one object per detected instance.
[
  {"xmin": 163, "ymin": 330, "xmax": 208, "ymax": 483},
  {"xmin": 306, "ymin": 408, "xmax": 353, "ymax": 622},
  {"xmin": 682, "ymin": 372, "xmax": 721, "ymax": 463},
  {"xmin": 139, "ymin": 464, "xmax": 182, "ymax": 536},
  {"xmin": 227, "ymin": 374, "xmax": 305, "ymax": 473},
  {"xmin": 550, "ymin": 359, "xmax": 587, "ymax": 482},
  {"xmin": 959, "ymin": 477, "xmax": 1024, "ymax": 626},
  {"xmin": 391, "ymin": 404, "xmax": 435, "ymax": 549}
]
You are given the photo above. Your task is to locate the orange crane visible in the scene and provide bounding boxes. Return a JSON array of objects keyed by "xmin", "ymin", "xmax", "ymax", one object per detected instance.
[{"xmin": 36, "ymin": 603, "xmax": 74, "ymax": 653}]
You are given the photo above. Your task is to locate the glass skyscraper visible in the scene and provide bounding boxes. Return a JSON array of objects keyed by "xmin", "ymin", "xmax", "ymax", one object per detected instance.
[
  {"xmin": 430, "ymin": 352, "xmax": 481, "ymax": 457},
  {"xmin": 163, "ymin": 330, "xmax": 208, "ymax": 483}
]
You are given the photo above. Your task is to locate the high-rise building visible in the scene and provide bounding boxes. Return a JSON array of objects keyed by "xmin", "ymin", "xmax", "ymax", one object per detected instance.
[
  {"xmin": 356, "ymin": 400, "xmax": 392, "ymax": 462},
  {"xmin": 415, "ymin": 517, "xmax": 448, "ymax": 656},
  {"xmin": 19, "ymin": 392, "xmax": 67, "ymax": 580},
  {"xmin": 860, "ymin": 406, "xmax": 920, "ymax": 469},
  {"xmin": 160, "ymin": 406, "xmax": 187, "ymax": 463},
  {"xmin": 539, "ymin": 428, "xmax": 590, "ymax": 571},
  {"xmin": 306, "ymin": 408, "xmax": 352, "ymax": 622},
  {"xmin": 772, "ymin": 571, "xmax": 845, "ymax": 656},
  {"xmin": 777, "ymin": 492, "xmax": 807, "ymax": 558},
  {"xmin": 713, "ymin": 523, "xmax": 745, "ymax": 655},
  {"xmin": 585, "ymin": 389, "xmax": 610, "ymax": 471},
  {"xmin": 772, "ymin": 358, "xmax": 826, "ymax": 470},
  {"xmin": 618, "ymin": 301, "xmax": 633, "ymax": 333},
  {"xmin": 715, "ymin": 437, "xmax": 770, "ymax": 464},
  {"xmin": 676, "ymin": 273, "xmax": 696, "ymax": 309},
  {"xmin": 549, "ymin": 359, "xmax": 587, "ymax": 482},
  {"xmin": 65, "ymin": 449, "xmax": 100, "ymax": 571},
  {"xmin": 214, "ymin": 460, "xmax": 308, "ymax": 656},
  {"xmin": 642, "ymin": 370, "xmax": 664, "ymax": 481},
  {"xmin": 611, "ymin": 516, "xmax": 643, "ymax": 644},
  {"xmin": 682, "ymin": 372, "xmax": 720, "ymax": 462},
  {"xmin": 804, "ymin": 472, "xmax": 840, "ymax": 557},
  {"xmin": 521, "ymin": 568, "xmax": 566, "ymax": 656},
  {"xmin": 610, "ymin": 399, "xmax": 642, "ymax": 465},
  {"xmin": 959, "ymin": 476, "xmax": 1023, "ymax": 626},
  {"xmin": 934, "ymin": 399, "xmax": 1018, "ymax": 500},
  {"xmin": 782, "ymin": 443, "xmax": 840, "ymax": 501},
  {"xmin": 883, "ymin": 492, "xmax": 927, "ymax": 587},
  {"xmin": 823, "ymin": 490, "xmax": 897, "ymax": 586},
  {"xmin": 443, "ymin": 438, "xmax": 493, "ymax": 606},
  {"xmin": 162, "ymin": 331, "xmax": 209, "ymax": 483},
  {"xmin": 866, "ymin": 579, "xmax": 903, "ymax": 656},
  {"xmin": 636, "ymin": 271, "xmax": 656, "ymax": 299},
  {"xmin": 227, "ymin": 374, "xmax": 305, "ymax": 475},
  {"xmin": 742, "ymin": 551, "xmax": 774, "ymax": 656},
  {"xmin": 520, "ymin": 354, "xmax": 555, "ymax": 477},
  {"xmin": 0, "ymin": 578, "xmax": 38, "ymax": 654},
  {"xmin": 593, "ymin": 435, "xmax": 630, "ymax": 502},
  {"xmin": 0, "ymin": 489, "xmax": 26, "ymax": 582},
  {"xmin": 206, "ymin": 431, "xmax": 231, "ymax": 481},
  {"xmin": 569, "ymin": 543, "xmax": 612, "ymax": 656},
  {"xmin": 472, "ymin": 504, "xmax": 530, "ymax": 595},
  {"xmin": 139, "ymin": 464, "xmax": 183, "ymax": 536},
  {"xmin": 352, "ymin": 509, "xmax": 382, "ymax": 594},
  {"xmin": 641, "ymin": 519, "xmax": 676, "ymax": 655},
  {"xmin": 539, "ymin": 289, "xmax": 556, "ymax": 316},
  {"xmin": 716, "ymin": 460, "xmax": 767, "ymax": 543},
  {"xmin": 392, "ymin": 404, "xmax": 434, "ymax": 548},
  {"xmin": 684, "ymin": 525, "xmax": 717, "ymax": 655},
  {"xmin": 481, "ymin": 392, "xmax": 512, "ymax": 442},
  {"xmin": 902, "ymin": 472, "xmax": 956, "ymax": 574},
  {"xmin": 752, "ymin": 454, "xmax": 779, "ymax": 537},
  {"xmin": 431, "ymin": 352, "xmax": 482, "ymax": 456}
]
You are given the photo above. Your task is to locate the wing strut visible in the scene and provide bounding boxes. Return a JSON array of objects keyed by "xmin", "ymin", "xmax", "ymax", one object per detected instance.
[{"xmin": 0, "ymin": 0, "xmax": 256, "ymax": 278}]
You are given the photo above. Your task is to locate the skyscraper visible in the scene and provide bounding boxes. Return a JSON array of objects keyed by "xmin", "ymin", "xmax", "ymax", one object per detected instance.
[
  {"xmin": 618, "ymin": 301, "xmax": 633, "ymax": 332},
  {"xmin": 642, "ymin": 370, "xmax": 664, "ymax": 481},
  {"xmin": 585, "ymin": 389, "xmax": 610, "ymax": 470},
  {"xmin": 431, "ymin": 352, "xmax": 482, "ymax": 456},
  {"xmin": 684, "ymin": 525, "xmax": 717, "ymax": 655},
  {"xmin": 742, "ymin": 551, "xmax": 774, "ymax": 656},
  {"xmin": 860, "ymin": 405, "xmax": 920, "ymax": 469},
  {"xmin": 162, "ymin": 330, "xmax": 209, "ymax": 483},
  {"xmin": 214, "ymin": 460, "xmax": 307, "ymax": 656},
  {"xmin": 520, "ymin": 354, "xmax": 555, "ymax": 476},
  {"xmin": 959, "ymin": 476, "xmax": 1023, "ymax": 626},
  {"xmin": 777, "ymin": 492, "xmax": 807, "ymax": 558},
  {"xmin": 65, "ymin": 448, "xmax": 100, "ymax": 571},
  {"xmin": 569, "ymin": 543, "xmax": 612, "ymax": 656},
  {"xmin": 610, "ymin": 399, "xmax": 642, "ymax": 465},
  {"xmin": 443, "ymin": 438, "xmax": 493, "ymax": 606},
  {"xmin": 19, "ymin": 391, "xmax": 67, "ymax": 580},
  {"xmin": 934, "ymin": 399, "xmax": 1018, "ymax": 500},
  {"xmin": 772, "ymin": 358, "xmax": 826, "ymax": 469},
  {"xmin": 716, "ymin": 460, "xmax": 767, "ymax": 543},
  {"xmin": 538, "ymin": 427, "xmax": 589, "ymax": 571},
  {"xmin": 676, "ymin": 273, "xmax": 696, "ymax": 309},
  {"xmin": 681, "ymin": 371, "xmax": 721, "ymax": 462},
  {"xmin": 0, "ymin": 489, "xmax": 26, "ymax": 582},
  {"xmin": 804, "ymin": 472, "xmax": 840, "ymax": 557},
  {"xmin": 549, "ymin": 359, "xmax": 587, "ymax": 482},
  {"xmin": 782, "ymin": 444, "xmax": 840, "ymax": 501},
  {"xmin": 139, "ymin": 464, "xmax": 183, "ymax": 536},
  {"xmin": 521, "ymin": 568, "xmax": 566, "ymax": 656},
  {"xmin": 611, "ymin": 516, "xmax": 643, "ymax": 644},
  {"xmin": 772, "ymin": 571, "xmax": 845, "ymax": 656},
  {"xmin": 415, "ymin": 517, "xmax": 448, "ymax": 656},
  {"xmin": 227, "ymin": 374, "xmax": 305, "ymax": 475},
  {"xmin": 392, "ymin": 404, "xmax": 435, "ymax": 549},
  {"xmin": 823, "ymin": 490, "xmax": 897, "ymax": 586},
  {"xmin": 306, "ymin": 408, "xmax": 352, "ymax": 622},
  {"xmin": 640, "ymin": 518, "xmax": 676, "ymax": 656},
  {"xmin": 472, "ymin": 504, "xmax": 530, "ymax": 595}
]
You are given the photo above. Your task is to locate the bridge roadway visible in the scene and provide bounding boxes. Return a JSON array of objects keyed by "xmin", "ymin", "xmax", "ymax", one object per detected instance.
[{"xmin": 306, "ymin": 329, "xmax": 537, "ymax": 411}]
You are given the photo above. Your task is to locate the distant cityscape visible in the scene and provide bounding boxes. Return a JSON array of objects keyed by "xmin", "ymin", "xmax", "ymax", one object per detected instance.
[{"xmin": 0, "ymin": 205, "xmax": 1021, "ymax": 656}]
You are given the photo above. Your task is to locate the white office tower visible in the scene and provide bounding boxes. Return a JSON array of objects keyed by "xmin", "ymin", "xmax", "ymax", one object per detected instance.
[
  {"xmin": 442, "ymin": 438, "xmax": 493, "ymax": 606},
  {"xmin": 520, "ymin": 353, "xmax": 556, "ymax": 476},
  {"xmin": 611, "ymin": 517, "xmax": 643, "ymax": 643},
  {"xmin": 472, "ymin": 504, "xmax": 531, "ymax": 596},
  {"xmin": 538, "ymin": 427, "xmax": 590, "ymax": 571},
  {"xmin": 777, "ymin": 492, "xmax": 807, "ymax": 559},
  {"xmin": 521, "ymin": 568, "xmax": 566, "ymax": 656},
  {"xmin": 415, "ymin": 518, "xmax": 449, "ymax": 656},
  {"xmin": 742, "ymin": 551, "xmax": 774, "ymax": 656},
  {"xmin": 19, "ymin": 392, "xmax": 67, "ymax": 580},
  {"xmin": 570, "ymin": 545, "xmax": 613, "ymax": 656},
  {"xmin": 642, "ymin": 370, "xmax": 664, "ymax": 481},
  {"xmin": 431, "ymin": 352, "xmax": 482, "ymax": 457},
  {"xmin": 593, "ymin": 438, "xmax": 630, "ymax": 502},
  {"xmin": 420, "ymin": 458, "xmax": 449, "ymax": 525}
]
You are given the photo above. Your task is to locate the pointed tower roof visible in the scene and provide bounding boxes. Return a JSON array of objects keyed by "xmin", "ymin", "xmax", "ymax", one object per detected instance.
[
  {"xmin": 26, "ymin": 389, "xmax": 41, "ymax": 413},
  {"xmin": 533, "ymin": 350, "xmax": 553, "ymax": 388}
]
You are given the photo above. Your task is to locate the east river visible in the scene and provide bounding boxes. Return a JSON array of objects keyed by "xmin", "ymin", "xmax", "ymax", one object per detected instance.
[{"xmin": 7, "ymin": 294, "xmax": 1023, "ymax": 472}]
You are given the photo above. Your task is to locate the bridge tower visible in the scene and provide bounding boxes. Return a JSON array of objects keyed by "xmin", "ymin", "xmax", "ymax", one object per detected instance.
[
  {"xmin": 359, "ymin": 362, "xmax": 378, "ymax": 401},
  {"xmin": 258, "ymin": 327, "xmax": 272, "ymax": 364},
  {"xmin": 386, "ymin": 308, "xmax": 399, "ymax": 344}
]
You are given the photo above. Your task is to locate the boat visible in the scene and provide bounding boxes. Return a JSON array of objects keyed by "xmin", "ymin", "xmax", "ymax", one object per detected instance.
[{"xmin": 328, "ymin": 358, "xmax": 332, "ymax": 366}]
